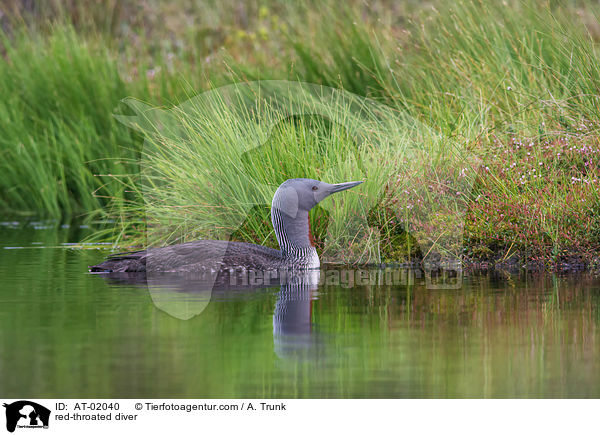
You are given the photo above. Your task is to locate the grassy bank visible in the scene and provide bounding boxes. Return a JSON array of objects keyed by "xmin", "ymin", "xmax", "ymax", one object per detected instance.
[
  {"xmin": 1, "ymin": 0, "xmax": 599, "ymax": 268},
  {"xmin": 0, "ymin": 28, "xmax": 139, "ymax": 218}
]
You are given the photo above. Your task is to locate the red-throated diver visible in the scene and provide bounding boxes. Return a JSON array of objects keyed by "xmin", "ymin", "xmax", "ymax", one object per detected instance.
[{"xmin": 89, "ymin": 178, "xmax": 363, "ymax": 273}]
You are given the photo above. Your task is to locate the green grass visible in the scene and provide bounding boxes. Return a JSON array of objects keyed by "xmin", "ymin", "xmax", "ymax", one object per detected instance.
[
  {"xmin": 0, "ymin": 27, "xmax": 141, "ymax": 218},
  {"xmin": 1, "ymin": 0, "xmax": 600, "ymax": 267},
  {"xmin": 232, "ymin": 1, "xmax": 600, "ymax": 137},
  {"xmin": 0, "ymin": 22, "xmax": 211, "ymax": 220}
]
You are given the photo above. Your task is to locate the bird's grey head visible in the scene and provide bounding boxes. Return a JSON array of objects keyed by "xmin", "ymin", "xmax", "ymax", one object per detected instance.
[
  {"xmin": 272, "ymin": 178, "xmax": 363, "ymax": 218},
  {"xmin": 270, "ymin": 178, "xmax": 363, "ymax": 258}
]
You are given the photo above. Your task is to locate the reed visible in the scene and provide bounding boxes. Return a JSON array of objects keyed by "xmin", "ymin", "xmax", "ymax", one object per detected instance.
[{"xmin": 0, "ymin": 27, "xmax": 141, "ymax": 218}]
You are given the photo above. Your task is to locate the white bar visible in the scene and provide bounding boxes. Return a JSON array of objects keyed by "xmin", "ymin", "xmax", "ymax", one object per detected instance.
[{"xmin": 1, "ymin": 399, "xmax": 597, "ymax": 435}]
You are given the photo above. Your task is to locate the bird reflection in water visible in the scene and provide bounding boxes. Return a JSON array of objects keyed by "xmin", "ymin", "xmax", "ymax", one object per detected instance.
[{"xmin": 95, "ymin": 268, "xmax": 322, "ymax": 361}]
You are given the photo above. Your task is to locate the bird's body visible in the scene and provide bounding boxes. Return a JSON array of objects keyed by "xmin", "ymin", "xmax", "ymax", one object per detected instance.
[
  {"xmin": 90, "ymin": 178, "xmax": 361, "ymax": 273},
  {"xmin": 91, "ymin": 240, "xmax": 287, "ymax": 273}
]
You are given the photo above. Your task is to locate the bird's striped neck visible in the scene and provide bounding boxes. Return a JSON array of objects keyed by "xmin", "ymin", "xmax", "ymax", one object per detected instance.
[{"xmin": 271, "ymin": 191, "xmax": 319, "ymax": 267}]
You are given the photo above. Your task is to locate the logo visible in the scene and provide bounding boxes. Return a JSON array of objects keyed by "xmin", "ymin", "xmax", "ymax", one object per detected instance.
[{"xmin": 3, "ymin": 401, "xmax": 50, "ymax": 433}]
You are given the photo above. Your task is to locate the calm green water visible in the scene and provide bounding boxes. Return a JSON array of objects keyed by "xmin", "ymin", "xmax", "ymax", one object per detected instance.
[{"xmin": 1, "ymin": 223, "xmax": 599, "ymax": 398}]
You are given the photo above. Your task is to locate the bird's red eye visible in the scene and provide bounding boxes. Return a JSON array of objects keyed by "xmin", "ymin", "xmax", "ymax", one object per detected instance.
[{"xmin": 312, "ymin": 186, "xmax": 318, "ymax": 191}]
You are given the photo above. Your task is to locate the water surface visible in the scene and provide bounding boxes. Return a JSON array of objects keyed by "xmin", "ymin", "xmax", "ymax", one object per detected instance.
[{"xmin": 1, "ymin": 223, "xmax": 599, "ymax": 398}]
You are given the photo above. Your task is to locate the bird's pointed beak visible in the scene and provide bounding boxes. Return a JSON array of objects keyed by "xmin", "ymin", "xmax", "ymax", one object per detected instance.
[{"xmin": 329, "ymin": 180, "xmax": 363, "ymax": 193}]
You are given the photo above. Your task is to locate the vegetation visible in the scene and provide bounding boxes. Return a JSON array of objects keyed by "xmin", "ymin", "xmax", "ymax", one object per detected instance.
[{"xmin": 1, "ymin": 0, "xmax": 599, "ymax": 268}]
